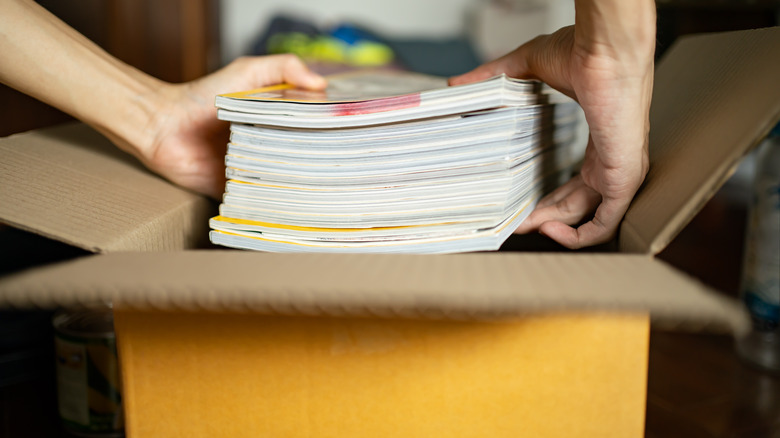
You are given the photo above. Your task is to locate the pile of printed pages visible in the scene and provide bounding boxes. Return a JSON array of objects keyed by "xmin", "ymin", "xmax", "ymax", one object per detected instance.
[{"xmin": 209, "ymin": 70, "xmax": 581, "ymax": 253}]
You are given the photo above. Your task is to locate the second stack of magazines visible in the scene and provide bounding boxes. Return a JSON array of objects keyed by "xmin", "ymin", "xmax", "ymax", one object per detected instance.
[{"xmin": 209, "ymin": 70, "xmax": 581, "ymax": 254}]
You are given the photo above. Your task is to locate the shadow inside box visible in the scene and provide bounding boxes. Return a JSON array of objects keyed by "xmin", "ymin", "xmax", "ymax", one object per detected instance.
[{"xmin": 0, "ymin": 226, "xmax": 88, "ymax": 438}]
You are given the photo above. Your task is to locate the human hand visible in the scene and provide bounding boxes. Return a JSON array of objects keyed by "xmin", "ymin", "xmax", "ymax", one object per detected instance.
[
  {"xmin": 1, "ymin": 1, "xmax": 327, "ymax": 199},
  {"xmin": 136, "ymin": 55, "xmax": 327, "ymax": 199},
  {"xmin": 449, "ymin": 23, "xmax": 654, "ymax": 249}
]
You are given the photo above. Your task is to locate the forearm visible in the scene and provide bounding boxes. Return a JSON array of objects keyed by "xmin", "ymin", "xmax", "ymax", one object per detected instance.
[
  {"xmin": 0, "ymin": 0, "xmax": 165, "ymax": 157},
  {"xmin": 573, "ymin": 0, "xmax": 656, "ymax": 69}
]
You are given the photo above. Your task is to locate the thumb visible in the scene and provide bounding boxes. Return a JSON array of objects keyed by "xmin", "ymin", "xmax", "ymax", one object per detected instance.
[
  {"xmin": 272, "ymin": 54, "xmax": 328, "ymax": 90},
  {"xmin": 243, "ymin": 53, "xmax": 327, "ymax": 90},
  {"xmin": 449, "ymin": 49, "xmax": 531, "ymax": 86},
  {"xmin": 451, "ymin": 27, "xmax": 576, "ymax": 99}
]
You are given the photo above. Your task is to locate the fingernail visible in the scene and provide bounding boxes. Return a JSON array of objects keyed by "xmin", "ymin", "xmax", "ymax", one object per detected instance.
[{"xmin": 309, "ymin": 75, "xmax": 327, "ymax": 89}]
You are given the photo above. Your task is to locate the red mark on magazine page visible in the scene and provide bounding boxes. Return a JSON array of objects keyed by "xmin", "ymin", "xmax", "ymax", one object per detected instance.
[{"xmin": 332, "ymin": 94, "xmax": 422, "ymax": 116}]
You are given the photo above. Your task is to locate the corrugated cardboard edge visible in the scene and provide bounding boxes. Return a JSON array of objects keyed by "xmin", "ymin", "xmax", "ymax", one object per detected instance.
[
  {"xmin": 0, "ymin": 123, "xmax": 214, "ymax": 252},
  {"xmin": 0, "ymin": 251, "xmax": 749, "ymax": 335},
  {"xmin": 621, "ymin": 27, "xmax": 780, "ymax": 254}
]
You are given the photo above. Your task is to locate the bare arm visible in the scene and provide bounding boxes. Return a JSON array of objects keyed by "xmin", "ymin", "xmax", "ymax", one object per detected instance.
[
  {"xmin": 451, "ymin": 0, "xmax": 656, "ymax": 249},
  {"xmin": 0, "ymin": 0, "xmax": 326, "ymax": 198}
]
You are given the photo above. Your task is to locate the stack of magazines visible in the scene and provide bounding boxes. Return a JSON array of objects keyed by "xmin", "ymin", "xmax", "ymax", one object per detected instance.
[{"xmin": 209, "ymin": 70, "xmax": 581, "ymax": 253}]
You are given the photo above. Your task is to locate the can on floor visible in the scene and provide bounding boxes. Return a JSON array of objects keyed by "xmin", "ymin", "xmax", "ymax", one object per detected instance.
[
  {"xmin": 53, "ymin": 305, "xmax": 124, "ymax": 436},
  {"xmin": 737, "ymin": 124, "xmax": 780, "ymax": 373}
]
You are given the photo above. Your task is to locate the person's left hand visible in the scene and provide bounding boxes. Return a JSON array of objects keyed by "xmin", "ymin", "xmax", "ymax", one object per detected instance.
[
  {"xmin": 449, "ymin": 24, "xmax": 653, "ymax": 249},
  {"xmin": 138, "ymin": 54, "xmax": 327, "ymax": 199}
]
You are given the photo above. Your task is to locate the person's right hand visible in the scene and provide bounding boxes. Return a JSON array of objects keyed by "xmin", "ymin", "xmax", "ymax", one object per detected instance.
[
  {"xmin": 0, "ymin": 0, "xmax": 328, "ymax": 200},
  {"xmin": 134, "ymin": 54, "xmax": 327, "ymax": 199},
  {"xmin": 450, "ymin": 23, "xmax": 654, "ymax": 249}
]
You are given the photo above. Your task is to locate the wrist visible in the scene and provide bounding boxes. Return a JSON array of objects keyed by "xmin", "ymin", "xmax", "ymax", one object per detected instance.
[
  {"xmin": 87, "ymin": 72, "xmax": 171, "ymax": 166},
  {"xmin": 573, "ymin": 0, "xmax": 656, "ymax": 69}
]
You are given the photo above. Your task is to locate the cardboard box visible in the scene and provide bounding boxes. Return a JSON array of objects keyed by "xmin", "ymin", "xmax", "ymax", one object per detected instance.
[{"xmin": 1, "ymin": 27, "xmax": 779, "ymax": 437}]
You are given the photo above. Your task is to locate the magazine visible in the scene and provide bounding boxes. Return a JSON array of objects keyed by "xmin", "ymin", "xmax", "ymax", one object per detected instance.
[{"xmin": 210, "ymin": 70, "xmax": 581, "ymax": 253}]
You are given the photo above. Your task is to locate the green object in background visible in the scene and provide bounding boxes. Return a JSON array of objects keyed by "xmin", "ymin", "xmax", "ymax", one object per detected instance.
[
  {"xmin": 267, "ymin": 32, "xmax": 394, "ymax": 67},
  {"xmin": 348, "ymin": 40, "xmax": 394, "ymax": 66}
]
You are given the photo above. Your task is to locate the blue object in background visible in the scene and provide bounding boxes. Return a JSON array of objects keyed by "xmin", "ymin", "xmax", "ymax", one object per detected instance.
[{"xmin": 330, "ymin": 24, "xmax": 381, "ymax": 45}]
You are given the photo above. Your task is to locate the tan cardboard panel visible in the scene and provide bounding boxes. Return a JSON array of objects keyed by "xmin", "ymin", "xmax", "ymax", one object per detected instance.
[
  {"xmin": 621, "ymin": 27, "xmax": 780, "ymax": 254},
  {"xmin": 0, "ymin": 123, "xmax": 214, "ymax": 252},
  {"xmin": 0, "ymin": 251, "xmax": 747, "ymax": 333},
  {"xmin": 2, "ymin": 28, "xmax": 776, "ymax": 258}
]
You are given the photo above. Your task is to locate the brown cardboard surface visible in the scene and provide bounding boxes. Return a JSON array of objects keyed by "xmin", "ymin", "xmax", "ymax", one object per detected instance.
[
  {"xmin": 621, "ymin": 26, "xmax": 780, "ymax": 254},
  {"xmin": 115, "ymin": 310, "xmax": 650, "ymax": 438},
  {"xmin": 0, "ymin": 251, "xmax": 748, "ymax": 334},
  {"xmin": 0, "ymin": 27, "xmax": 773, "ymax": 438},
  {"xmin": 0, "ymin": 28, "xmax": 769, "ymax": 337},
  {"xmin": 0, "ymin": 123, "xmax": 214, "ymax": 252},
  {"xmin": 0, "ymin": 29, "xmax": 776, "ymax": 259}
]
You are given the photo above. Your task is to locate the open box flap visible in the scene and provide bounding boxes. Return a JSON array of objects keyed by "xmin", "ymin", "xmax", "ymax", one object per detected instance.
[
  {"xmin": 620, "ymin": 27, "xmax": 780, "ymax": 255},
  {"xmin": 0, "ymin": 123, "xmax": 214, "ymax": 252},
  {"xmin": 0, "ymin": 251, "xmax": 748, "ymax": 334}
]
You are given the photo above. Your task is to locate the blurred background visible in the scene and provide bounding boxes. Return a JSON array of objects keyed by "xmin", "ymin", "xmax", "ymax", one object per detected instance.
[
  {"xmin": 2, "ymin": 0, "xmax": 779, "ymax": 137},
  {"xmin": 1, "ymin": 1, "xmax": 779, "ymax": 437}
]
